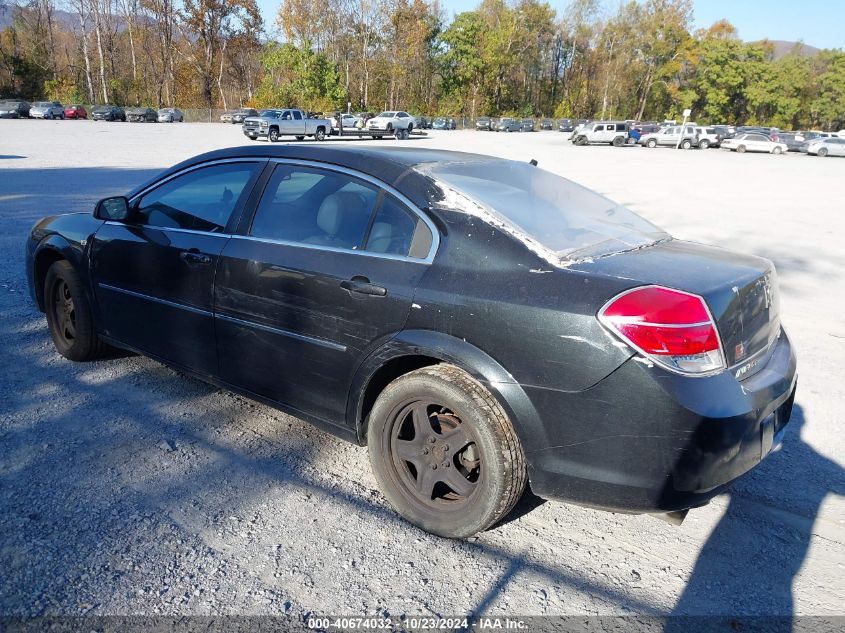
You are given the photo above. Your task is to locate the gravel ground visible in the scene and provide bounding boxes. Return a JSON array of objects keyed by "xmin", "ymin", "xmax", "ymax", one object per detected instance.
[{"xmin": 1, "ymin": 121, "xmax": 843, "ymax": 620}]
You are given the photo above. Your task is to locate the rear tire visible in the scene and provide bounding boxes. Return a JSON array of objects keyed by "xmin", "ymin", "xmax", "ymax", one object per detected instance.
[
  {"xmin": 315, "ymin": 127, "xmax": 326, "ymax": 141},
  {"xmin": 772, "ymin": 146, "xmax": 783, "ymax": 155},
  {"xmin": 646, "ymin": 138, "xmax": 657, "ymax": 148},
  {"xmin": 295, "ymin": 135, "xmax": 305, "ymax": 141},
  {"xmin": 44, "ymin": 260, "xmax": 107, "ymax": 362},
  {"xmin": 367, "ymin": 364, "xmax": 527, "ymax": 538},
  {"xmin": 612, "ymin": 136, "xmax": 624, "ymax": 147},
  {"xmin": 699, "ymin": 139, "xmax": 710, "ymax": 149}
]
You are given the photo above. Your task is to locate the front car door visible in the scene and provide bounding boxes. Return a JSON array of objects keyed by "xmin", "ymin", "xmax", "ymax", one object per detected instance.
[
  {"xmin": 90, "ymin": 160, "xmax": 264, "ymax": 375},
  {"xmin": 214, "ymin": 160, "xmax": 437, "ymax": 426}
]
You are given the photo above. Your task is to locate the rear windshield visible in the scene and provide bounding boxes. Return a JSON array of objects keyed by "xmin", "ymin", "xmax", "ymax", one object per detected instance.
[{"xmin": 421, "ymin": 159, "xmax": 669, "ymax": 261}]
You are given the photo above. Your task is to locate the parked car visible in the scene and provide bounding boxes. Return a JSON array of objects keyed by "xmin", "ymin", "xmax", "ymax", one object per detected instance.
[
  {"xmin": 231, "ymin": 108, "xmax": 258, "ymax": 124},
  {"xmin": 64, "ymin": 105, "xmax": 87, "ymax": 119},
  {"xmin": 538, "ymin": 118, "xmax": 553, "ymax": 130},
  {"xmin": 521, "ymin": 118, "xmax": 535, "ymax": 132},
  {"xmin": 712, "ymin": 125, "xmax": 736, "ymax": 140},
  {"xmin": 158, "ymin": 108, "xmax": 184, "ymax": 123},
  {"xmin": 736, "ymin": 126, "xmax": 782, "ymax": 142},
  {"xmin": 778, "ymin": 133, "xmax": 805, "ymax": 152},
  {"xmin": 495, "ymin": 117, "xmax": 522, "ymax": 132},
  {"xmin": 694, "ymin": 126, "xmax": 721, "ymax": 148},
  {"xmin": 807, "ymin": 138, "xmax": 845, "ymax": 157},
  {"xmin": 330, "ymin": 113, "xmax": 364, "ymax": 132},
  {"xmin": 29, "ymin": 101, "xmax": 64, "ymax": 119},
  {"xmin": 639, "ymin": 124, "xmax": 699, "ymax": 149},
  {"xmin": 721, "ymin": 133, "xmax": 788, "ymax": 154},
  {"xmin": 242, "ymin": 108, "xmax": 330, "ymax": 141},
  {"xmin": 557, "ymin": 118, "xmax": 575, "ymax": 132},
  {"xmin": 476, "ymin": 116, "xmax": 495, "ymax": 131},
  {"xmin": 414, "ymin": 116, "xmax": 431, "ymax": 130},
  {"xmin": 92, "ymin": 105, "xmax": 126, "ymax": 122},
  {"xmin": 367, "ymin": 111, "xmax": 415, "ymax": 135},
  {"xmin": 432, "ymin": 117, "xmax": 456, "ymax": 130},
  {"xmin": 126, "ymin": 107, "xmax": 158, "ymax": 123},
  {"xmin": 25, "ymin": 145, "xmax": 797, "ymax": 538},
  {"xmin": 220, "ymin": 112, "xmax": 234, "ymax": 123},
  {"xmin": 0, "ymin": 100, "xmax": 30, "ymax": 118},
  {"xmin": 573, "ymin": 121, "xmax": 631, "ymax": 146}
]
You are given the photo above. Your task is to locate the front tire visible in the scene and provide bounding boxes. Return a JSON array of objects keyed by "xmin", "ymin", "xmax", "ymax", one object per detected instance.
[
  {"xmin": 817, "ymin": 147, "xmax": 828, "ymax": 157},
  {"xmin": 737, "ymin": 144, "xmax": 746, "ymax": 153},
  {"xmin": 44, "ymin": 260, "xmax": 107, "ymax": 362},
  {"xmin": 772, "ymin": 146, "xmax": 783, "ymax": 155},
  {"xmin": 680, "ymin": 139, "xmax": 692, "ymax": 150},
  {"xmin": 367, "ymin": 364, "xmax": 527, "ymax": 538},
  {"xmin": 268, "ymin": 128, "xmax": 280, "ymax": 142}
]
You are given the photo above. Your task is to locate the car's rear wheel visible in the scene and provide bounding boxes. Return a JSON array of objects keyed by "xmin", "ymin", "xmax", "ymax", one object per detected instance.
[
  {"xmin": 612, "ymin": 136, "xmax": 624, "ymax": 147},
  {"xmin": 315, "ymin": 127, "xmax": 326, "ymax": 141},
  {"xmin": 44, "ymin": 260, "xmax": 107, "ymax": 362},
  {"xmin": 772, "ymin": 146, "xmax": 783, "ymax": 155},
  {"xmin": 646, "ymin": 138, "xmax": 657, "ymax": 148},
  {"xmin": 368, "ymin": 364, "xmax": 527, "ymax": 538},
  {"xmin": 699, "ymin": 139, "xmax": 710, "ymax": 149},
  {"xmin": 818, "ymin": 147, "xmax": 828, "ymax": 157}
]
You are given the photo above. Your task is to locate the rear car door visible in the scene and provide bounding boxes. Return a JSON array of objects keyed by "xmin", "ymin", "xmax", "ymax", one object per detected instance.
[
  {"xmin": 90, "ymin": 160, "xmax": 264, "ymax": 375},
  {"xmin": 214, "ymin": 161, "xmax": 437, "ymax": 425}
]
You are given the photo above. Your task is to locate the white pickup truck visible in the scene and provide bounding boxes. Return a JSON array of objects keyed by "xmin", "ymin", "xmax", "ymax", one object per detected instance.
[{"xmin": 242, "ymin": 108, "xmax": 330, "ymax": 142}]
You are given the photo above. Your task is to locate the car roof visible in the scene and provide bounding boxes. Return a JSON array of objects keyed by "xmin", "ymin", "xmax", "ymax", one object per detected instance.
[{"xmin": 127, "ymin": 146, "xmax": 497, "ymax": 206}]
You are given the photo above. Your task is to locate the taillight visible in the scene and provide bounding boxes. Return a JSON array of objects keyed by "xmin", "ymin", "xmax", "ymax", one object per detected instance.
[{"xmin": 598, "ymin": 286, "xmax": 726, "ymax": 376}]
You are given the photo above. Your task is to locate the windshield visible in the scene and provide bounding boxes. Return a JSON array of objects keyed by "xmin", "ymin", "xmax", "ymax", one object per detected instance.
[{"xmin": 421, "ymin": 159, "xmax": 669, "ymax": 261}]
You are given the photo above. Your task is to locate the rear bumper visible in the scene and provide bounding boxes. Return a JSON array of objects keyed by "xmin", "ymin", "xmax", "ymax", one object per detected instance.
[{"xmin": 525, "ymin": 329, "xmax": 797, "ymax": 513}]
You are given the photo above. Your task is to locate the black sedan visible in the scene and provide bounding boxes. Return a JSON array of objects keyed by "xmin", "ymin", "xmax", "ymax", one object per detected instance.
[
  {"xmin": 25, "ymin": 146, "xmax": 796, "ymax": 538},
  {"xmin": 126, "ymin": 107, "xmax": 157, "ymax": 122},
  {"xmin": 92, "ymin": 105, "xmax": 126, "ymax": 122}
]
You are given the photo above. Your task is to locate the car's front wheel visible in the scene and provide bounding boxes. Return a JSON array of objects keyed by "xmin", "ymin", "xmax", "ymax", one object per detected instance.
[
  {"xmin": 817, "ymin": 147, "xmax": 828, "ymax": 157},
  {"xmin": 44, "ymin": 260, "xmax": 107, "ymax": 362},
  {"xmin": 680, "ymin": 139, "xmax": 692, "ymax": 150},
  {"xmin": 736, "ymin": 144, "xmax": 746, "ymax": 153},
  {"xmin": 268, "ymin": 128, "xmax": 280, "ymax": 142},
  {"xmin": 368, "ymin": 364, "xmax": 527, "ymax": 538}
]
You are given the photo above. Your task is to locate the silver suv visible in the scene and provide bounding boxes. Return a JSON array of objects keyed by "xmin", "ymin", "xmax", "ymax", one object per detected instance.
[
  {"xmin": 572, "ymin": 121, "xmax": 630, "ymax": 146},
  {"xmin": 640, "ymin": 124, "xmax": 700, "ymax": 149}
]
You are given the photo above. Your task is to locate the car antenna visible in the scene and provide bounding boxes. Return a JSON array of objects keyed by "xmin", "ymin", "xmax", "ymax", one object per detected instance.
[{"xmin": 529, "ymin": 159, "xmax": 538, "ymax": 166}]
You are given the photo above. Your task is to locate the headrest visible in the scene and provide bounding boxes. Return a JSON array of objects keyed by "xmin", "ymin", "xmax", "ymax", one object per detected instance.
[
  {"xmin": 316, "ymin": 192, "xmax": 365, "ymax": 237},
  {"xmin": 368, "ymin": 221, "xmax": 393, "ymax": 253}
]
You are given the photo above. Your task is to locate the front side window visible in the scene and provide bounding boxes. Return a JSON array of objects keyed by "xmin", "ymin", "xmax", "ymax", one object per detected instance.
[{"xmin": 135, "ymin": 163, "xmax": 259, "ymax": 232}]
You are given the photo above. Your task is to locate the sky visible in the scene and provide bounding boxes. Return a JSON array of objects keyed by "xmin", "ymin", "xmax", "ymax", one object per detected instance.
[{"xmin": 256, "ymin": 0, "xmax": 844, "ymax": 50}]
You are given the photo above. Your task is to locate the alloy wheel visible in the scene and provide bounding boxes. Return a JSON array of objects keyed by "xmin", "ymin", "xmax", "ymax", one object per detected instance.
[{"xmin": 387, "ymin": 400, "xmax": 481, "ymax": 508}]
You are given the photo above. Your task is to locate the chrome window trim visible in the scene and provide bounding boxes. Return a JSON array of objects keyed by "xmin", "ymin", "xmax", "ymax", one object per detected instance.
[
  {"xmin": 102, "ymin": 220, "xmax": 233, "ymax": 238},
  {"xmin": 119, "ymin": 156, "xmax": 440, "ymax": 262},
  {"xmin": 257, "ymin": 158, "xmax": 440, "ymax": 263},
  {"xmin": 127, "ymin": 158, "xmax": 266, "ymax": 208}
]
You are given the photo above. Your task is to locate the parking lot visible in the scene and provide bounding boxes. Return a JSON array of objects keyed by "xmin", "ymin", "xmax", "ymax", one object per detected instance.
[{"xmin": 1, "ymin": 120, "xmax": 843, "ymax": 619}]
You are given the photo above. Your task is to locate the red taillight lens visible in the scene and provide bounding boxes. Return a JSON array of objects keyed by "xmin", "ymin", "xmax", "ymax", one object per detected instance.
[{"xmin": 599, "ymin": 286, "xmax": 725, "ymax": 375}]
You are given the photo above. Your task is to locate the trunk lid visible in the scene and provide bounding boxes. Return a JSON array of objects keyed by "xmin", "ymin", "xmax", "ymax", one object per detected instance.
[{"xmin": 573, "ymin": 240, "xmax": 781, "ymax": 379}]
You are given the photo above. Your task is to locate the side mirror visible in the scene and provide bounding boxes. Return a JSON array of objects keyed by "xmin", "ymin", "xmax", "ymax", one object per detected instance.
[{"xmin": 94, "ymin": 196, "xmax": 130, "ymax": 221}]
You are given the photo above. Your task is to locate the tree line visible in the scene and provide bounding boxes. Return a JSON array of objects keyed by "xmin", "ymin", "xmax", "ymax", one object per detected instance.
[{"xmin": 2, "ymin": 0, "xmax": 844, "ymax": 129}]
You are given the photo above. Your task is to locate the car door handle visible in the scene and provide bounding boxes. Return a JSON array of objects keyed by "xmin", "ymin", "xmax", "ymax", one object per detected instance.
[
  {"xmin": 179, "ymin": 250, "xmax": 211, "ymax": 265},
  {"xmin": 341, "ymin": 277, "xmax": 387, "ymax": 297}
]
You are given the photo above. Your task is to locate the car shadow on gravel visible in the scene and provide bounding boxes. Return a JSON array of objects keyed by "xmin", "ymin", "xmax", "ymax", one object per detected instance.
[{"xmin": 667, "ymin": 404, "xmax": 845, "ymax": 625}]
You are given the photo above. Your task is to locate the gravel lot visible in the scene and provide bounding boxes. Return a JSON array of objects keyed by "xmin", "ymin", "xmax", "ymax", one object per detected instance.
[{"xmin": 1, "ymin": 121, "xmax": 843, "ymax": 621}]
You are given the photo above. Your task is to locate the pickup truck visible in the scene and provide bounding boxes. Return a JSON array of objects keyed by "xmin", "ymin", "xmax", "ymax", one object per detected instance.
[{"xmin": 242, "ymin": 108, "xmax": 330, "ymax": 142}]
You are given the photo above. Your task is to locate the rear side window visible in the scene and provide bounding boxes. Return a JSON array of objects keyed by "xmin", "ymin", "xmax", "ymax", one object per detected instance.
[
  {"xmin": 135, "ymin": 163, "xmax": 259, "ymax": 232},
  {"xmin": 250, "ymin": 165, "xmax": 377, "ymax": 250}
]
